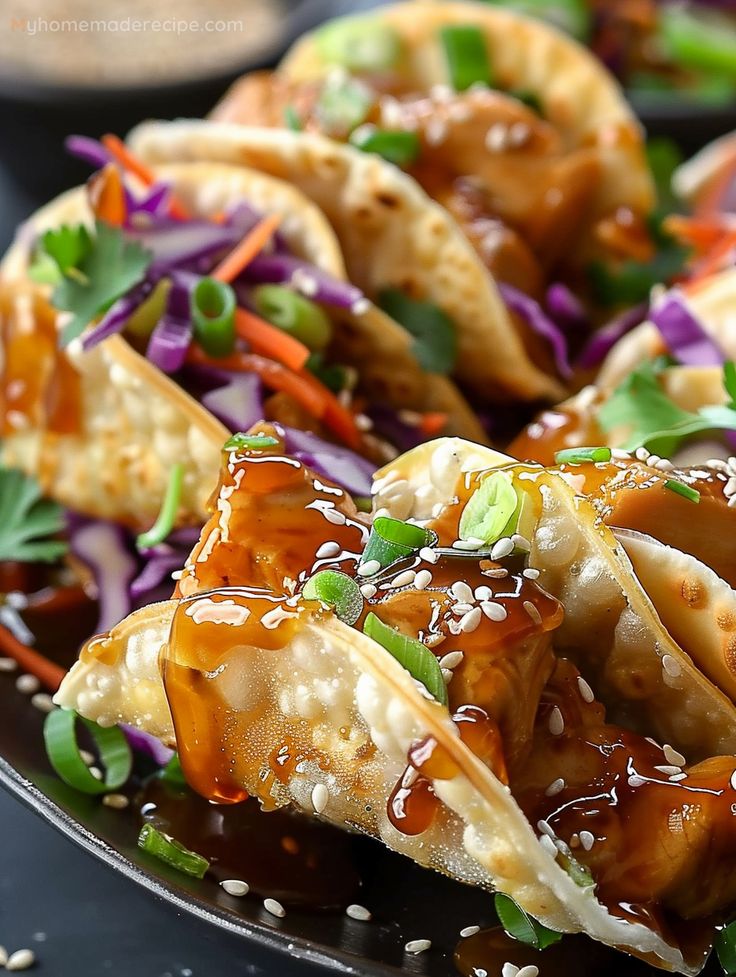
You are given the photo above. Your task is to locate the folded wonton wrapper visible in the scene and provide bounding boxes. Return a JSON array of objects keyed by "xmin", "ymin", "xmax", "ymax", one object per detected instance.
[
  {"xmin": 128, "ymin": 120, "xmax": 564, "ymax": 403},
  {"xmin": 56, "ymin": 435, "xmax": 736, "ymax": 974},
  {"xmin": 0, "ymin": 159, "xmax": 483, "ymax": 529}
]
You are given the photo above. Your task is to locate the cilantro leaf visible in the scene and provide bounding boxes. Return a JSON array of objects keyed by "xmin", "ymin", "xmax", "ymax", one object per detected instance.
[
  {"xmin": 39, "ymin": 221, "xmax": 151, "ymax": 347},
  {"xmin": 378, "ymin": 288, "xmax": 457, "ymax": 374},
  {"xmin": 494, "ymin": 893, "xmax": 562, "ymax": 950},
  {"xmin": 0, "ymin": 469, "xmax": 68, "ymax": 563},
  {"xmin": 599, "ymin": 359, "xmax": 736, "ymax": 455}
]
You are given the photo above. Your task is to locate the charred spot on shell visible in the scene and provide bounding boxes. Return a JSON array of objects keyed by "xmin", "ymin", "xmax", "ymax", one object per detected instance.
[
  {"xmin": 725, "ymin": 635, "xmax": 736, "ymax": 677},
  {"xmin": 680, "ymin": 578, "xmax": 707, "ymax": 610}
]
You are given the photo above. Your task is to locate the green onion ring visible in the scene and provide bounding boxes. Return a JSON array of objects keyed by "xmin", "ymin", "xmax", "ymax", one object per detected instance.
[
  {"xmin": 223, "ymin": 432, "xmax": 280, "ymax": 453},
  {"xmin": 43, "ymin": 709, "xmax": 132, "ymax": 795},
  {"xmin": 303, "ymin": 569, "xmax": 363, "ymax": 625},
  {"xmin": 361, "ymin": 517, "xmax": 437, "ymax": 573},
  {"xmin": 440, "ymin": 25, "xmax": 493, "ymax": 92},
  {"xmin": 349, "ymin": 128, "xmax": 420, "ymax": 167},
  {"xmin": 664, "ymin": 479, "xmax": 700, "ymax": 504},
  {"xmin": 138, "ymin": 823, "xmax": 209, "ymax": 878},
  {"xmin": 191, "ymin": 277, "xmax": 236, "ymax": 358},
  {"xmin": 554, "ymin": 446, "xmax": 612, "ymax": 465}
]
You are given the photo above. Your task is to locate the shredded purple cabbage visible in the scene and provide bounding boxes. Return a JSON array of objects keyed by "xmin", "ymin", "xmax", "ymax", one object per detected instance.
[
  {"xmin": 499, "ymin": 283, "xmax": 572, "ymax": 379},
  {"xmin": 81, "ymin": 282, "xmax": 152, "ymax": 352},
  {"xmin": 124, "ymin": 183, "xmax": 173, "ymax": 224},
  {"xmin": 202, "ymin": 372, "xmax": 263, "ymax": 432},
  {"xmin": 650, "ymin": 290, "xmax": 725, "ymax": 366},
  {"xmin": 545, "ymin": 283, "xmax": 589, "ymax": 336},
  {"xmin": 121, "ymin": 725, "xmax": 174, "ymax": 766},
  {"xmin": 241, "ymin": 254, "xmax": 366, "ymax": 311},
  {"xmin": 577, "ymin": 302, "xmax": 649, "ymax": 369},
  {"xmin": 277, "ymin": 424, "xmax": 375, "ymax": 497},
  {"xmin": 64, "ymin": 135, "xmax": 112, "ymax": 170},
  {"xmin": 146, "ymin": 277, "xmax": 193, "ymax": 374},
  {"xmin": 68, "ymin": 517, "xmax": 137, "ymax": 633},
  {"xmin": 366, "ymin": 405, "xmax": 427, "ymax": 455}
]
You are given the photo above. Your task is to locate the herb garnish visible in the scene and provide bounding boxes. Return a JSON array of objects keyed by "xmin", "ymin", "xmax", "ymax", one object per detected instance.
[
  {"xmin": 363, "ymin": 612, "xmax": 448, "ymax": 707},
  {"xmin": 0, "ymin": 468, "xmax": 67, "ymax": 563},
  {"xmin": 378, "ymin": 289, "xmax": 457, "ymax": 374},
  {"xmin": 494, "ymin": 892, "xmax": 562, "ymax": 950}
]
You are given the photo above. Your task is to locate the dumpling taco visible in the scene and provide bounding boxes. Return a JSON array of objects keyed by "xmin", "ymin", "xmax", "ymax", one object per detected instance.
[
  {"xmin": 0, "ymin": 133, "xmax": 484, "ymax": 531},
  {"xmin": 54, "ymin": 430, "xmax": 736, "ymax": 975}
]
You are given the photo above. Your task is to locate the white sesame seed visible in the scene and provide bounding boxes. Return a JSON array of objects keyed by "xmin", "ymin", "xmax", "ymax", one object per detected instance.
[
  {"xmin": 545, "ymin": 778, "xmax": 565, "ymax": 796},
  {"xmin": 654, "ymin": 765, "xmax": 681, "ymax": 777},
  {"xmin": 517, "ymin": 966, "xmax": 539, "ymax": 977},
  {"xmin": 0, "ymin": 657, "xmax": 17, "ymax": 672},
  {"xmin": 311, "ymin": 783, "xmax": 329, "ymax": 814},
  {"xmin": 663, "ymin": 744, "xmax": 687, "ymax": 767},
  {"xmin": 452, "ymin": 539, "xmax": 484, "ymax": 551},
  {"xmin": 89, "ymin": 766, "xmax": 103, "ymax": 781},
  {"xmin": 439, "ymin": 651, "xmax": 464, "ymax": 670},
  {"xmin": 450, "ymin": 581, "xmax": 474, "ymax": 603},
  {"xmin": 729, "ymin": 494, "xmax": 736, "ymax": 508},
  {"xmin": 628, "ymin": 774, "xmax": 646, "ymax": 788},
  {"xmin": 15, "ymin": 673, "xmax": 40, "ymax": 694},
  {"xmin": 346, "ymin": 904, "xmax": 372, "ymax": 921},
  {"xmin": 264, "ymin": 898, "xmax": 286, "ymax": 918},
  {"xmin": 511, "ymin": 534, "xmax": 531, "ymax": 552},
  {"xmin": 452, "ymin": 602, "xmax": 474, "ymax": 615},
  {"xmin": 323, "ymin": 508, "xmax": 347, "ymax": 526},
  {"xmin": 522, "ymin": 567, "xmax": 540, "ymax": 580},
  {"xmin": 390, "ymin": 570, "xmax": 417, "ymax": 588},
  {"xmin": 502, "ymin": 964, "xmax": 520, "ymax": 977},
  {"xmin": 460, "ymin": 925, "xmax": 480, "ymax": 938},
  {"xmin": 351, "ymin": 298, "xmax": 370, "ymax": 316},
  {"xmin": 490, "ymin": 537, "xmax": 514, "ymax": 560},
  {"xmin": 579, "ymin": 830, "xmax": 595, "ymax": 851},
  {"xmin": 523, "ymin": 601, "xmax": 542, "ymax": 626},
  {"xmin": 360, "ymin": 583, "xmax": 377, "ymax": 599},
  {"xmin": 669, "ymin": 772, "xmax": 687, "ymax": 783},
  {"xmin": 80, "ymin": 749, "xmax": 95, "ymax": 766},
  {"xmin": 540, "ymin": 834, "xmax": 558, "ymax": 857},
  {"xmin": 221, "ymin": 879, "xmax": 249, "ymax": 897},
  {"xmin": 31, "ymin": 693, "xmax": 55, "ymax": 714},
  {"xmin": 102, "ymin": 793, "xmax": 129, "ymax": 810},
  {"xmin": 662, "ymin": 654, "xmax": 681, "ymax": 678},
  {"xmin": 548, "ymin": 706, "xmax": 564, "ymax": 736},
  {"xmin": 481, "ymin": 601, "xmax": 507, "ymax": 622},
  {"xmin": 414, "ymin": 569, "xmax": 433, "ymax": 590},
  {"xmin": 485, "ymin": 122, "xmax": 510, "ymax": 152},
  {"xmin": 655, "ymin": 459, "xmax": 674, "ymax": 471},
  {"xmin": 577, "ymin": 676, "xmax": 595, "ymax": 703},
  {"xmin": 419, "ymin": 546, "xmax": 439, "ymax": 564},
  {"xmin": 316, "ymin": 541, "xmax": 341, "ymax": 559},
  {"xmin": 426, "ymin": 118, "xmax": 448, "ymax": 146},
  {"xmin": 0, "ymin": 947, "xmax": 7, "ymax": 966},
  {"xmin": 357, "ymin": 560, "xmax": 381, "ymax": 577},
  {"xmin": 404, "ymin": 939, "xmax": 431, "ymax": 954},
  {"xmin": 460, "ymin": 607, "xmax": 482, "ymax": 633},
  {"xmin": 537, "ymin": 819, "xmax": 555, "ymax": 838},
  {"xmin": 635, "ymin": 447, "xmax": 651, "ymax": 462},
  {"xmin": 508, "ymin": 122, "xmax": 531, "ymax": 147},
  {"xmin": 7, "ymin": 949, "xmax": 35, "ymax": 971},
  {"xmin": 473, "ymin": 586, "xmax": 492, "ymax": 601},
  {"xmin": 441, "ymin": 668, "xmax": 453, "ymax": 685}
]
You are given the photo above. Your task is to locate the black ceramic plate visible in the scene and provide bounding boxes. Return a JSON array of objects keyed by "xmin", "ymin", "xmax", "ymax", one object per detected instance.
[{"xmin": 0, "ymin": 666, "xmax": 724, "ymax": 977}]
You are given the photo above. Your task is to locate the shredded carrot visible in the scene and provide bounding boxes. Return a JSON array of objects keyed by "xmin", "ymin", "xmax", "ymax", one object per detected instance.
[
  {"xmin": 211, "ymin": 213, "xmax": 282, "ymax": 284},
  {"xmin": 88, "ymin": 163, "xmax": 127, "ymax": 226},
  {"xmin": 419, "ymin": 412, "xmax": 449, "ymax": 436},
  {"xmin": 662, "ymin": 214, "xmax": 727, "ymax": 252},
  {"xmin": 0, "ymin": 624, "xmax": 65, "ymax": 692},
  {"xmin": 686, "ymin": 229, "xmax": 736, "ymax": 289},
  {"xmin": 186, "ymin": 345, "xmax": 362, "ymax": 449},
  {"xmin": 101, "ymin": 133, "xmax": 190, "ymax": 221},
  {"xmin": 234, "ymin": 308, "xmax": 310, "ymax": 372}
]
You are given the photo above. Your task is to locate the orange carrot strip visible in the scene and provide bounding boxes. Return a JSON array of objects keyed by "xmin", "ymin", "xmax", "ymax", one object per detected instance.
[
  {"xmin": 686, "ymin": 229, "xmax": 736, "ymax": 289},
  {"xmin": 101, "ymin": 133, "xmax": 190, "ymax": 221},
  {"xmin": 419, "ymin": 412, "xmax": 449, "ymax": 436},
  {"xmin": 234, "ymin": 308, "xmax": 310, "ymax": 372},
  {"xmin": 296, "ymin": 370, "xmax": 362, "ymax": 450},
  {"xmin": 88, "ymin": 163, "xmax": 127, "ymax": 226},
  {"xmin": 0, "ymin": 624, "xmax": 65, "ymax": 692},
  {"xmin": 211, "ymin": 213, "xmax": 282, "ymax": 284}
]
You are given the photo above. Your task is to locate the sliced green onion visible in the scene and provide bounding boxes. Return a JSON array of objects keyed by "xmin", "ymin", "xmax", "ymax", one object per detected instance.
[
  {"xmin": 303, "ymin": 569, "xmax": 363, "ymax": 625},
  {"xmin": 459, "ymin": 471, "xmax": 520, "ymax": 546},
  {"xmin": 191, "ymin": 277, "xmax": 236, "ymax": 358},
  {"xmin": 125, "ymin": 278, "xmax": 171, "ymax": 341},
  {"xmin": 223, "ymin": 432, "xmax": 280, "ymax": 453},
  {"xmin": 724, "ymin": 361, "xmax": 736, "ymax": 408},
  {"xmin": 440, "ymin": 25, "xmax": 493, "ymax": 92},
  {"xmin": 315, "ymin": 17, "xmax": 402, "ymax": 72},
  {"xmin": 716, "ymin": 921, "xmax": 736, "ymax": 976},
  {"xmin": 349, "ymin": 128, "xmax": 420, "ymax": 168},
  {"xmin": 659, "ymin": 7, "xmax": 736, "ymax": 80},
  {"xmin": 363, "ymin": 612, "xmax": 448, "ymax": 707},
  {"xmin": 483, "ymin": 0, "xmax": 590, "ymax": 41},
  {"xmin": 378, "ymin": 289, "xmax": 457, "ymax": 374},
  {"xmin": 159, "ymin": 752, "xmax": 187, "ymax": 789},
  {"xmin": 284, "ymin": 105, "xmax": 302, "ymax": 132},
  {"xmin": 138, "ymin": 823, "xmax": 209, "ymax": 878},
  {"xmin": 494, "ymin": 893, "xmax": 562, "ymax": 950},
  {"xmin": 44, "ymin": 709, "xmax": 132, "ymax": 795},
  {"xmin": 306, "ymin": 352, "xmax": 350, "ymax": 394},
  {"xmin": 252, "ymin": 285, "xmax": 332, "ymax": 351},
  {"xmin": 554, "ymin": 446, "xmax": 612, "ymax": 465},
  {"xmin": 361, "ymin": 517, "xmax": 436, "ymax": 572},
  {"xmin": 664, "ymin": 479, "xmax": 700, "ymax": 504},
  {"xmin": 136, "ymin": 462, "xmax": 185, "ymax": 550},
  {"xmin": 316, "ymin": 75, "xmax": 373, "ymax": 137},
  {"xmin": 560, "ymin": 852, "xmax": 595, "ymax": 888}
]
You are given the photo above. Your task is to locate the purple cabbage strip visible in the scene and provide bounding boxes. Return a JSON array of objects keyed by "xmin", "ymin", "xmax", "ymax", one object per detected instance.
[
  {"xmin": 241, "ymin": 254, "xmax": 365, "ymax": 310},
  {"xmin": 129, "ymin": 548, "xmax": 183, "ymax": 601},
  {"xmin": 64, "ymin": 135, "xmax": 112, "ymax": 169},
  {"xmin": 121, "ymin": 724, "xmax": 174, "ymax": 766},
  {"xmin": 146, "ymin": 276, "xmax": 193, "ymax": 374},
  {"xmin": 68, "ymin": 517, "xmax": 137, "ymax": 634},
  {"xmin": 366, "ymin": 405, "xmax": 428, "ymax": 455},
  {"xmin": 277, "ymin": 424, "xmax": 375, "ymax": 497},
  {"xmin": 499, "ymin": 283, "xmax": 572, "ymax": 379},
  {"xmin": 577, "ymin": 302, "xmax": 649, "ymax": 369},
  {"xmin": 545, "ymin": 283, "xmax": 589, "ymax": 336},
  {"xmin": 202, "ymin": 372, "xmax": 263, "ymax": 432},
  {"xmin": 126, "ymin": 220, "xmax": 243, "ymax": 275},
  {"xmin": 81, "ymin": 282, "xmax": 152, "ymax": 352},
  {"xmin": 124, "ymin": 182, "xmax": 173, "ymax": 224},
  {"xmin": 650, "ymin": 290, "xmax": 725, "ymax": 366}
]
